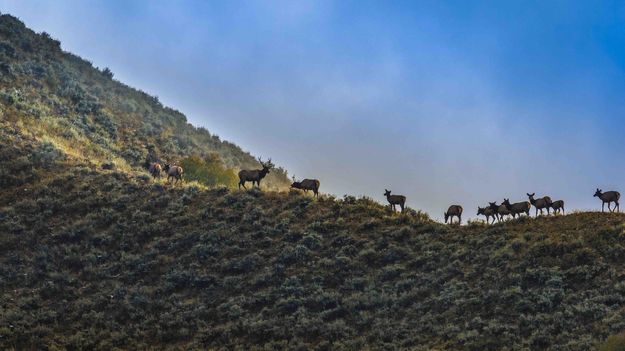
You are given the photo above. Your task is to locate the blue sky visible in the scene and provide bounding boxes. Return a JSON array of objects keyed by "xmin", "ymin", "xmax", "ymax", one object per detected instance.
[{"xmin": 2, "ymin": 0, "xmax": 625, "ymax": 219}]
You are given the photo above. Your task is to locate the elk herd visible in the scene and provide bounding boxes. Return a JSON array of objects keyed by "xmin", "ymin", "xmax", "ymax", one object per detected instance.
[{"xmin": 144, "ymin": 157, "xmax": 621, "ymax": 225}]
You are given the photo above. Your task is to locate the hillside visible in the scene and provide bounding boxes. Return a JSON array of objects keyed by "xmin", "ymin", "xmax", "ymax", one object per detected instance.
[
  {"xmin": 0, "ymin": 13, "xmax": 290, "ymax": 190},
  {"xmin": 3, "ymin": 13, "xmax": 625, "ymax": 351},
  {"xmin": 2, "ymin": 167, "xmax": 625, "ymax": 350}
]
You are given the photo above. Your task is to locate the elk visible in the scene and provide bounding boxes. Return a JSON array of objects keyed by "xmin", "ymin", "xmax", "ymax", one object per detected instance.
[
  {"xmin": 148, "ymin": 163, "xmax": 162, "ymax": 180},
  {"xmin": 527, "ymin": 193, "xmax": 552, "ymax": 216},
  {"xmin": 477, "ymin": 206, "xmax": 498, "ymax": 225},
  {"xmin": 551, "ymin": 200, "xmax": 565, "ymax": 215},
  {"xmin": 502, "ymin": 198, "xmax": 531, "ymax": 218},
  {"xmin": 384, "ymin": 189, "xmax": 406, "ymax": 213},
  {"xmin": 238, "ymin": 157, "xmax": 273, "ymax": 190},
  {"xmin": 291, "ymin": 176, "xmax": 320, "ymax": 197},
  {"xmin": 497, "ymin": 203, "xmax": 511, "ymax": 221},
  {"xmin": 444, "ymin": 205, "xmax": 463, "ymax": 225},
  {"xmin": 594, "ymin": 188, "xmax": 620, "ymax": 212},
  {"xmin": 488, "ymin": 202, "xmax": 501, "ymax": 221},
  {"xmin": 163, "ymin": 164, "xmax": 183, "ymax": 184}
]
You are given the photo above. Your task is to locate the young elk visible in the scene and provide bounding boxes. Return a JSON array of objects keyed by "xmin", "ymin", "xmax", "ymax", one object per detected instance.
[
  {"xmin": 238, "ymin": 157, "xmax": 273, "ymax": 190},
  {"xmin": 148, "ymin": 162, "xmax": 162, "ymax": 180},
  {"xmin": 551, "ymin": 200, "xmax": 565, "ymax": 215},
  {"xmin": 444, "ymin": 205, "xmax": 463, "ymax": 225},
  {"xmin": 477, "ymin": 206, "xmax": 498, "ymax": 225},
  {"xmin": 291, "ymin": 177, "xmax": 321, "ymax": 197},
  {"xmin": 594, "ymin": 188, "xmax": 620, "ymax": 212},
  {"xmin": 502, "ymin": 198, "xmax": 531, "ymax": 218},
  {"xmin": 163, "ymin": 164, "xmax": 183, "ymax": 184},
  {"xmin": 384, "ymin": 189, "xmax": 406, "ymax": 213},
  {"xmin": 527, "ymin": 193, "xmax": 552, "ymax": 216}
]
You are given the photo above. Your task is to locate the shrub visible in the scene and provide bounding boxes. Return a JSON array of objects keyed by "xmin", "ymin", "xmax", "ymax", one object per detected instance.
[{"xmin": 180, "ymin": 154, "xmax": 237, "ymax": 188}]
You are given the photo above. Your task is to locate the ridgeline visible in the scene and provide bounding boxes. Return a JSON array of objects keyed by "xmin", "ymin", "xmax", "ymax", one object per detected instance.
[{"xmin": 2, "ymin": 13, "xmax": 625, "ymax": 350}]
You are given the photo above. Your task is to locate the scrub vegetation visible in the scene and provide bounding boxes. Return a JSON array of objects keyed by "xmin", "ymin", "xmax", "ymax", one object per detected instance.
[{"xmin": 2, "ymin": 13, "xmax": 625, "ymax": 350}]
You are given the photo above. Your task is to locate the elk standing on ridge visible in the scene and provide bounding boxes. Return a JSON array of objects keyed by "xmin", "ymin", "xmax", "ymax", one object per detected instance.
[
  {"xmin": 290, "ymin": 176, "xmax": 321, "ymax": 197},
  {"xmin": 444, "ymin": 205, "xmax": 463, "ymax": 225},
  {"xmin": 163, "ymin": 164, "xmax": 183, "ymax": 184},
  {"xmin": 551, "ymin": 200, "xmax": 565, "ymax": 215},
  {"xmin": 477, "ymin": 206, "xmax": 498, "ymax": 224},
  {"xmin": 502, "ymin": 198, "xmax": 531, "ymax": 218},
  {"xmin": 497, "ymin": 202, "xmax": 512, "ymax": 221},
  {"xmin": 488, "ymin": 202, "xmax": 501, "ymax": 221},
  {"xmin": 238, "ymin": 157, "xmax": 273, "ymax": 190},
  {"xmin": 527, "ymin": 193, "xmax": 552, "ymax": 216},
  {"xmin": 384, "ymin": 189, "xmax": 406, "ymax": 213},
  {"xmin": 594, "ymin": 189, "xmax": 620, "ymax": 212},
  {"xmin": 149, "ymin": 162, "xmax": 162, "ymax": 180}
]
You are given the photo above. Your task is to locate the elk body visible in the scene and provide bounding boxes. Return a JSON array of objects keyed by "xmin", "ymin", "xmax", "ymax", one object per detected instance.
[
  {"xmin": 444, "ymin": 205, "xmax": 463, "ymax": 224},
  {"xmin": 477, "ymin": 206, "xmax": 498, "ymax": 224},
  {"xmin": 551, "ymin": 200, "xmax": 565, "ymax": 215},
  {"xmin": 497, "ymin": 203, "xmax": 511, "ymax": 221},
  {"xmin": 384, "ymin": 189, "xmax": 406, "ymax": 213},
  {"xmin": 291, "ymin": 178, "xmax": 320, "ymax": 197},
  {"xmin": 488, "ymin": 202, "xmax": 501, "ymax": 221},
  {"xmin": 163, "ymin": 164, "xmax": 183, "ymax": 184},
  {"xmin": 238, "ymin": 158, "xmax": 273, "ymax": 190},
  {"xmin": 149, "ymin": 163, "xmax": 162, "ymax": 180},
  {"xmin": 594, "ymin": 189, "xmax": 620, "ymax": 212},
  {"xmin": 503, "ymin": 198, "xmax": 531, "ymax": 218},
  {"xmin": 527, "ymin": 193, "xmax": 552, "ymax": 216}
]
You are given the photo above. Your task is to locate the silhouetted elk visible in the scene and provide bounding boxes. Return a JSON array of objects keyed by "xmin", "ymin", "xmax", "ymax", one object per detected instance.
[
  {"xmin": 502, "ymin": 198, "xmax": 531, "ymax": 218},
  {"xmin": 527, "ymin": 193, "xmax": 552, "ymax": 216},
  {"xmin": 594, "ymin": 188, "xmax": 620, "ymax": 212},
  {"xmin": 384, "ymin": 189, "xmax": 406, "ymax": 213},
  {"xmin": 551, "ymin": 200, "xmax": 565, "ymax": 215},
  {"xmin": 444, "ymin": 205, "xmax": 463, "ymax": 224},
  {"xmin": 163, "ymin": 164, "xmax": 183, "ymax": 184},
  {"xmin": 238, "ymin": 157, "xmax": 273, "ymax": 190},
  {"xmin": 477, "ymin": 206, "xmax": 498, "ymax": 224},
  {"xmin": 488, "ymin": 202, "xmax": 501, "ymax": 221},
  {"xmin": 148, "ymin": 163, "xmax": 162, "ymax": 180},
  {"xmin": 497, "ymin": 203, "xmax": 511, "ymax": 221},
  {"xmin": 291, "ymin": 177, "xmax": 320, "ymax": 197}
]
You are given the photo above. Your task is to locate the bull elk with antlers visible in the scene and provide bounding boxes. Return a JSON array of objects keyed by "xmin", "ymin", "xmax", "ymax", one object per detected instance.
[{"xmin": 238, "ymin": 157, "xmax": 274, "ymax": 190}]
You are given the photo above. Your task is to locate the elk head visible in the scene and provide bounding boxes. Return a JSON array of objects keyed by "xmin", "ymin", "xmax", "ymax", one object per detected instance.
[
  {"xmin": 258, "ymin": 157, "xmax": 274, "ymax": 172},
  {"xmin": 594, "ymin": 188, "xmax": 602, "ymax": 197},
  {"xmin": 384, "ymin": 189, "xmax": 391, "ymax": 197},
  {"xmin": 477, "ymin": 207, "xmax": 485, "ymax": 216}
]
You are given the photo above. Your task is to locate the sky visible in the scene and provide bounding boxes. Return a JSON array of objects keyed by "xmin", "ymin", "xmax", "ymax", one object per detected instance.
[{"xmin": 2, "ymin": 0, "xmax": 625, "ymax": 220}]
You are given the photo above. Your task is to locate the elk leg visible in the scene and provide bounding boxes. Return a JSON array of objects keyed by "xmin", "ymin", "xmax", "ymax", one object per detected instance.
[
  {"xmin": 616, "ymin": 201, "xmax": 620, "ymax": 213},
  {"xmin": 458, "ymin": 215, "xmax": 462, "ymax": 225},
  {"xmin": 608, "ymin": 202, "xmax": 611, "ymax": 212}
]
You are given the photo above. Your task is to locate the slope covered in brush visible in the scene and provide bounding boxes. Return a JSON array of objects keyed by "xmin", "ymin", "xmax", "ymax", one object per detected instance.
[
  {"xmin": 0, "ymin": 13, "xmax": 289, "ymax": 189},
  {"xmin": 2, "ymin": 166, "xmax": 625, "ymax": 350}
]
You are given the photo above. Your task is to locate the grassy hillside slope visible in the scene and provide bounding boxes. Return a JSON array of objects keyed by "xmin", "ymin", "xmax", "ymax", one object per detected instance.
[
  {"xmin": 2, "ymin": 167, "xmax": 625, "ymax": 350},
  {"xmin": 0, "ymin": 13, "xmax": 289, "ymax": 189}
]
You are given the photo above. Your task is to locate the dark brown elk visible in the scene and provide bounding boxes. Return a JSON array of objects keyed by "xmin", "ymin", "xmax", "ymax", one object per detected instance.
[
  {"xmin": 148, "ymin": 163, "xmax": 162, "ymax": 180},
  {"xmin": 527, "ymin": 193, "xmax": 552, "ymax": 216},
  {"xmin": 551, "ymin": 200, "xmax": 565, "ymax": 215},
  {"xmin": 238, "ymin": 157, "xmax": 273, "ymax": 190},
  {"xmin": 594, "ymin": 188, "xmax": 620, "ymax": 212},
  {"xmin": 291, "ymin": 177, "xmax": 320, "ymax": 197},
  {"xmin": 488, "ymin": 202, "xmax": 501, "ymax": 221},
  {"xmin": 497, "ymin": 203, "xmax": 511, "ymax": 221},
  {"xmin": 384, "ymin": 189, "xmax": 406, "ymax": 213},
  {"xmin": 477, "ymin": 206, "xmax": 498, "ymax": 225},
  {"xmin": 444, "ymin": 205, "xmax": 463, "ymax": 224},
  {"xmin": 502, "ymin": 198, "xmax": 531, "ymax": 218},
  {"xmin": 163, "ymin": 164, "xmax": 183, "ymax": 184}
]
